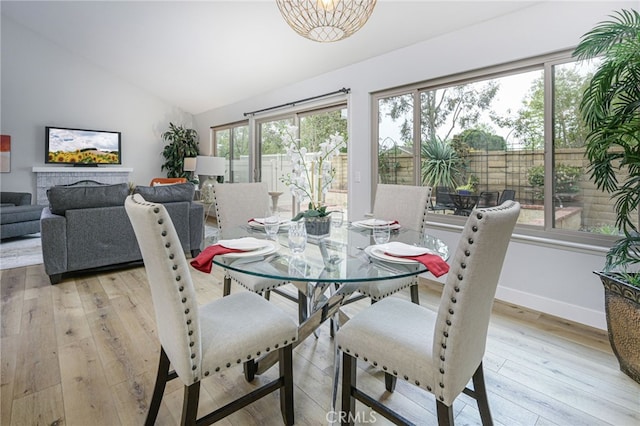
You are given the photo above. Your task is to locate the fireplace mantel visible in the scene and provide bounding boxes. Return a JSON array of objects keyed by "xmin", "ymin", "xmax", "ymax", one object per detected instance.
[{"xmin": 32, "ymin": 166, "xmax": 133, "ymax": 205}]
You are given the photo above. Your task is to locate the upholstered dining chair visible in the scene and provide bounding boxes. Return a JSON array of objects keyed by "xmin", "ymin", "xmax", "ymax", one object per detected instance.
[
  {"xmin": 125, "ymin": 194, "xmax": 297, "ymax": 425},
  {"xmin": 150, "ymin": 177, "xmax": 188, "ymax": 186},
  {"xmin": 356, "ymin": 184, "xmax": 433, "ymax": 305},
  {"xmin": 212, "ymin": 182, "xmax": 290, "ymax": 298},
  {"xmin": 336, "ymin": 200, "xmax": 520, "ymax": 425}
]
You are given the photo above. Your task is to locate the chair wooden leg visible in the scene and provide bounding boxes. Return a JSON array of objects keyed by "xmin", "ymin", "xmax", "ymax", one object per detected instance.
[
  {"xmin": 279, "ymin": 345, "xmax": 295, "ymax": 425},
  {"xmin": 243, "ymin": 359, "xmax": 256, "ymax": 382},
  {"xmin": 436, "ymin": 400, "xmax": 454, "ymax": 426},
  {"xmin": 341, "ymin": 352, "xmax": 357, "ymax": 426},
  {"xmin": 410, "ymin": 283, "xmax": 420, "ymax": 304},
  {"xmin": 223, "ymin": 275, "xmax": 231, "ymax": 296},
  {"xmin": 181, "ymin": 381, "xmax": 200, "ymax": 426},
  {"xmin": 472, "ymin": 363, "xmax": 493, "ymax": 426},
  {"xmin": 384, "ymin": 373, "xmax": 397, "ymax": 392},
  {"xmin": 145, "ymin": 347, "xmax": 171, "ymax": 426}
]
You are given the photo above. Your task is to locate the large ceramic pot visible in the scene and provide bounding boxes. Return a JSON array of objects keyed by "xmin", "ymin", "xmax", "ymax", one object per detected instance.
[
  {"xmin": 595, "ymin": 271, "xmax": 640, "ymax": 384},
  {"xmin": 304, "ymin": 216, "xmax": 331, "ymax": 237}
]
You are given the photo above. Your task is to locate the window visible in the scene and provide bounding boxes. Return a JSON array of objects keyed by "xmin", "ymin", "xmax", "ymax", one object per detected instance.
[
  {"xmin": 212, "ymin": 122, "xmax": 249, "ymax": 183},
  {"xmin": 373, "ymin": 51, "xmax": 628, "ymax": 245}
]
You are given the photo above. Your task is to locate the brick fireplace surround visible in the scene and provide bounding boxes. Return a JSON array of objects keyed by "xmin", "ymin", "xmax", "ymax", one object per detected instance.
[{"xmin": 32, "ymin": 167, "xmax": 133, "ymax": 205}]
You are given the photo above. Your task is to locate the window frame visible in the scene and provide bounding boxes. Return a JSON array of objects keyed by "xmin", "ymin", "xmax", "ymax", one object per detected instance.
[{"xmin": 372, "ymin": 49, "xmax": 618, "ymax": 248}]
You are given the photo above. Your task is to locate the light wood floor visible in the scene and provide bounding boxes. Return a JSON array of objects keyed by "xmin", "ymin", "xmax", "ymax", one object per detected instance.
[{"xmin": 2, "ymin": 262, "xmax": 639, "ymax": 426}]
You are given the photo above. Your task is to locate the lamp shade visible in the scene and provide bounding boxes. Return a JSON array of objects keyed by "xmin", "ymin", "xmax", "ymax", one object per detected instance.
[
  {"xmin": 195, "ymin": 156, "xmax": 225, "ymax": 176},
  {"xmin": 183, "ymin": 157, "xmax": 197, "ymax": 172}
]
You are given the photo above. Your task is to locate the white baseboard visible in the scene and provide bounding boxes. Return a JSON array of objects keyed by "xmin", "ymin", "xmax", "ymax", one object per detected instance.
[{"xmin": 495, "ymin": 286, "xmax": 607, "ymax": 331}]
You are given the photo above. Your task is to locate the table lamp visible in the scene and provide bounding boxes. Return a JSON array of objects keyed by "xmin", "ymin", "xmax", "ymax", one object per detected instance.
[
  {"xmin": 183, "ymin": 157, "xmax": 197, "ymax": 183},
  {"xmin": 196, "ymin": 156, "xmax": 225, "ymax": 204}
]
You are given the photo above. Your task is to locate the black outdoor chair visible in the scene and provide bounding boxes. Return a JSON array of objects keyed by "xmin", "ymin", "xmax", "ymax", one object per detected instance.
[
  {"xmin": 430, "ymin": 186, "xmax": 455, "ymax": 213},
  {"xmin": 499, "ymin": 189, "xmax": 516, "ymax": 204},
  {"xmin": 478, "ymin": 191, "xmax": 500, "ymax": 208}
]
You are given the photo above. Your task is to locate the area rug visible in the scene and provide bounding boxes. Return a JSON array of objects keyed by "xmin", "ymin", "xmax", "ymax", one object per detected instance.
[
  {"xmin": 0, "ymin": 225, "xmax": 220, "ymax": 271},
  {"xmin": 0, "ymin": 233, "xmax": 43, "ymax": 270}
]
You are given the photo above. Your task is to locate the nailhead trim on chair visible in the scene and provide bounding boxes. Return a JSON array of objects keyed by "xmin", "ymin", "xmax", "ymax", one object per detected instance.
[
  {"xmin": 230, "ymin": 275, "xmax": 288, "ymax": 294},
  {"xmin": 141, "ymin": 198, "xmax": 201, "ymax": 383},
  {"xmin": 356, "ymin": 277, "xmax": 417, "ymax": 300},
  {"xmin": 210, "ymin": 335, "xmax": 297, "ymax": 374}
]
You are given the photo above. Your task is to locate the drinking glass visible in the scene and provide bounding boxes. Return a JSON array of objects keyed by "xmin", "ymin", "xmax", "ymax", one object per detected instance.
[
  {"xmin": 331, "ymin": 210, "xmax": 344, "ymax": 229},
  {"xmin": 288, "ymin": 220, "xmax": 307, "ymax": 254},
  {"xmin": 373, "ymin": 221, "xmax": 390, "ymax": 245},
  {"xmin": 264, "ymin": 209, "xmax": 280, "ymax": 240}
]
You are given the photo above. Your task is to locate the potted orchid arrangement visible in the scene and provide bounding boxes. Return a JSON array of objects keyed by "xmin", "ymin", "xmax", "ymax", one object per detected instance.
[{"xmin": 280, "ymin": 124, "xmax": 345, "ymax": 235}]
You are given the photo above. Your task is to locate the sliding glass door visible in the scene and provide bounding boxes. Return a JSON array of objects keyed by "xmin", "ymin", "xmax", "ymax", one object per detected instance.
[
  {"xmin": 257, "ymin": 104, "xmax": 348, "ymax": 218},
  {"xmin": 213, "ymin": 122, "xmax": 249, "ymax": 183}
]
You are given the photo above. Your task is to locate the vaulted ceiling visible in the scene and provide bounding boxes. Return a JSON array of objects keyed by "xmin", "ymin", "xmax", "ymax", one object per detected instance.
[{"xmin": 1, "ymin": 1, "xmax": 539, "ymax": 115}]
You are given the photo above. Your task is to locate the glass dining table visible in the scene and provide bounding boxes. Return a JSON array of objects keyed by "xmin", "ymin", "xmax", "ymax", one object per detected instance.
[{"xmin": 212, "ymin": 221, "xmax": 449, "ymax": 378}]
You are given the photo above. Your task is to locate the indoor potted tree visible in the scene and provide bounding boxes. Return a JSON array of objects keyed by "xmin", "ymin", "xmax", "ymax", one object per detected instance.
[
  {"xmin": 574, "ymin": 9, "xmax": 640, "ymax": 384},
  {"xmin": 161, "ymin": 122, "xmax": 199, "ymax": 179}
]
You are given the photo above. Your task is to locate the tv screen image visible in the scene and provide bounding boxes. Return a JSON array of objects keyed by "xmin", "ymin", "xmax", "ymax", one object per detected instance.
[{"xmin": 46, "ymin": 126, "xmax": 121, "ymax": 165}]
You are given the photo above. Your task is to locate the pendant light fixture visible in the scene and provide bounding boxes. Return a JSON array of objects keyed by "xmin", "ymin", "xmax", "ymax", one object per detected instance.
[{"xmin": 276, "ymin": 0, "xmax": 377, "ymax": 43}]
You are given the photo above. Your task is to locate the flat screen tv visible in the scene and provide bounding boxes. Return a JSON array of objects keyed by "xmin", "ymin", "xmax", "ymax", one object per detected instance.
[{"xmin": 45, "ymin": 126, "xmax": 121, "ymax": 165}]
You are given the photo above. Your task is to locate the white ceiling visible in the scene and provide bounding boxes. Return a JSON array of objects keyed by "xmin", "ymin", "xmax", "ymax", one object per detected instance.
[{"xmin": 2, "ymin": 0, "xmax": 539, "ymax": 115}]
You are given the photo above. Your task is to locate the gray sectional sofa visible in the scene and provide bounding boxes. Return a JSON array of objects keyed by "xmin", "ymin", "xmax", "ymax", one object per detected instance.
[
  {"xmin": 0, "ymin": 192, "xmax": 43, "ymax": 239},
  {"xmin": 41, "ymin": 181, "xmax": 204, "ymax": 284}
]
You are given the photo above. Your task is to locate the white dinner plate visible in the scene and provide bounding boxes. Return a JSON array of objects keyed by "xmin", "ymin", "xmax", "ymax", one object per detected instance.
[
  {"xmin": 219, "ymin": 237, "xmax": 270, "ymax": 251},
  {"xmin": 352, "ymin": 219, "xmax": 401, "ymax": 230},
  {"xmin": 376, "ymin": 241, "xmax": 434, "ymax": 257},
  {"xmin": 364, "ymin": 245, "xmax": 419, "ymax": 264},
  {"xmin": 219, "ymin": 241, "xmax": 278, "ymax": 259}
]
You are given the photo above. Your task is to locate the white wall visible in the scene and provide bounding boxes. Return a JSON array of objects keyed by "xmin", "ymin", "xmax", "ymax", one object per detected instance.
[
  {"xmin": 0, "ymin": 15, "xmax": 193, "ymax": 193},
  {"xmin": 194, "ymin": 1, "xmax": 638, "ymax": 329}
]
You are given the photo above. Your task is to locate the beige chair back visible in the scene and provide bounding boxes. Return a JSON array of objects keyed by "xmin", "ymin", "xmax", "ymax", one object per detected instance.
[
  {"xmin": 125, "ymin": 194, "xmax": 201, "ymax": 386},
  {"xmin": 213, "ymin": 182, "xmax": 271, "ymax": 239},
  {"xmin": 433, "ymin": 200, "xmax": 520, "ymax": 405},
  {"xmin": 372, "ymin": 184, "xmax": 432, "ymax": 232}
]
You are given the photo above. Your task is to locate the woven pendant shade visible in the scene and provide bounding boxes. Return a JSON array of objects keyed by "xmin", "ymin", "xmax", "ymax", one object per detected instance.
[{"xmin": 276, "ymin": 0, "xmax": 377, "ymax": 43}]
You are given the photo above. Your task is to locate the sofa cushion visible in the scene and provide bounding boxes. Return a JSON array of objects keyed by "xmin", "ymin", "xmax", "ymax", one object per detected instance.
[
  {"xmin": 133, "ymin": 183, "xmax": 194, "ymax": 203},
  {"xmin": 0, "ymin": 205, "xmax": 44, "ymax": 224},
  {"xmin": 47, "ymin": 182, "xmax": 129, "ymax": 215}
]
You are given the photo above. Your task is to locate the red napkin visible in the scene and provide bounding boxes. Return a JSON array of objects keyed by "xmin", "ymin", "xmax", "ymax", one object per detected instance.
[
  {"xmin": 384, "ymin": 252, "xmax": 450, "ymax": 277},
  {"xmin": 190, "ymin": 244, "xmax": 244, "ymax": 273}
]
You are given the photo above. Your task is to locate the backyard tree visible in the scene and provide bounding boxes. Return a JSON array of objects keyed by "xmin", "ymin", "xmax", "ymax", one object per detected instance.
[
  {"xmin": 494, "ymin": 66, "xmax": 592, "ymax": 149},
  {"xmin": 380, "ymin": 82, "xmax": 499, "ymax": 145}
]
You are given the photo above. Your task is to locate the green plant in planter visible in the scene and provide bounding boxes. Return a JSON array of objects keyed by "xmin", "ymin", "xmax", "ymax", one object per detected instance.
[
  {"xmin": 574, "ymin": 8, "xmax": 640, "ymax": 384},
  {"xmin": 161, "ymin": 122, "xmax": 199, "ymax": 179},
  {"xmin": 279, "ymin": 124, "xmax": 345, "ymax": 225},
  {"xmin": 455, "ymin": 175, "xmax": 478, "ymax": 193}
]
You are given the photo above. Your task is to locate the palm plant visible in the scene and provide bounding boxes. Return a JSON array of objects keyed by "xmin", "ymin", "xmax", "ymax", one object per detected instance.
[
  {"xmin": 161, "ymin": 122, "xmax": 199, "ymax": 178},
  {"xmin": 420, "ymin": 138, "xmax": 463, "ymax": 189},
  {"xmin": 574, "ymin": 9, "xmax": 640, "ymax": 278},
  {"xmin": 575, "ymin": 8, "xmax": 640, "ymax": 384}
]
